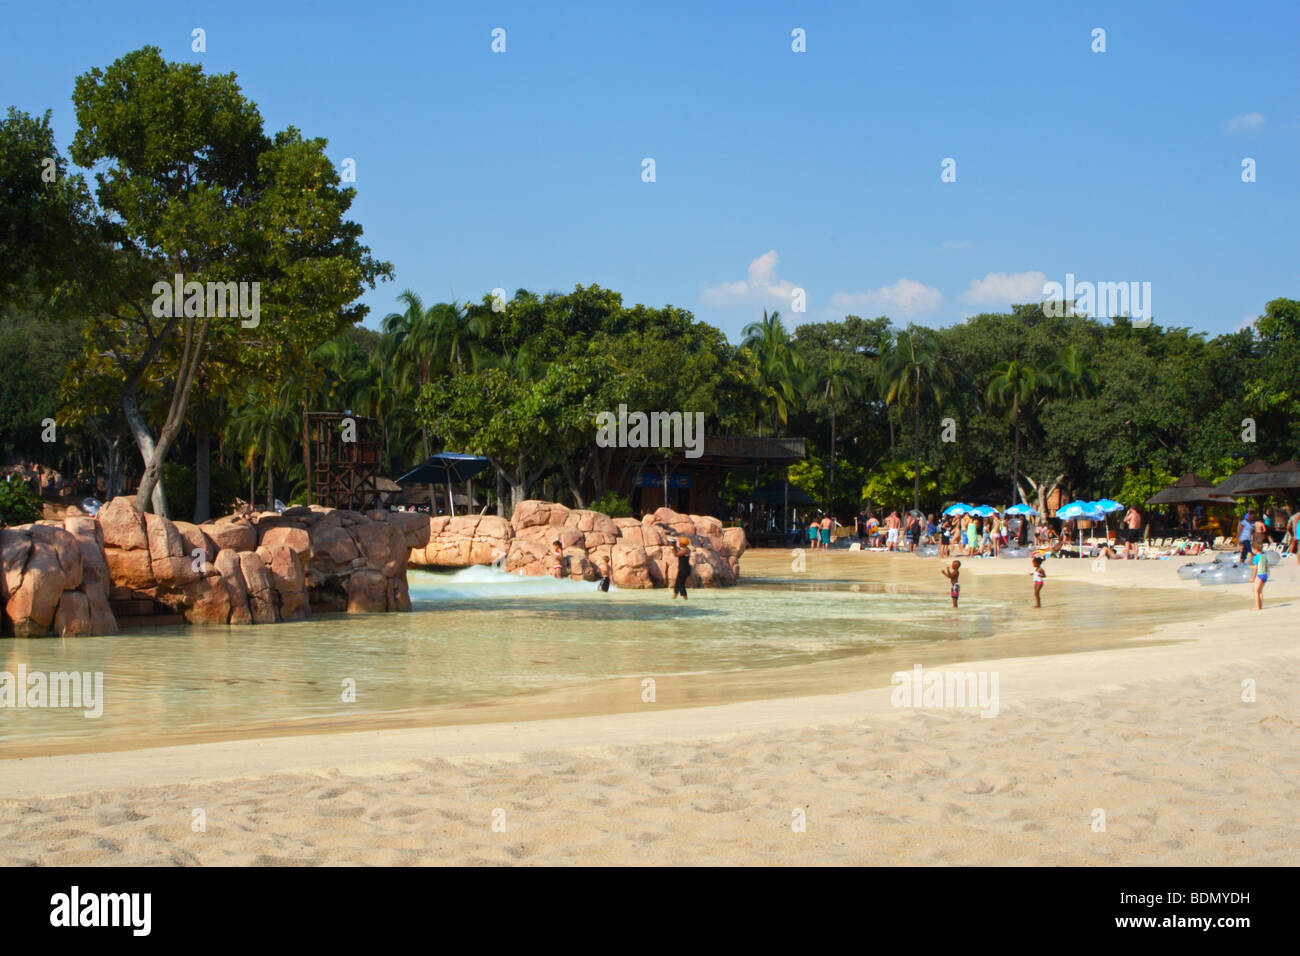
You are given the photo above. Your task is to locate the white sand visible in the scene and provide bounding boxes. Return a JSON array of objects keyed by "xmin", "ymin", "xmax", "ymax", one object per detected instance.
[{"xmin": 2, "ymin": 552, "xmax": 1296, "ymax": 865}]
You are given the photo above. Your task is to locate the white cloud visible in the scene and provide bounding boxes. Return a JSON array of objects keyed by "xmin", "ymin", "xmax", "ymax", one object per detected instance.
[
  {"xmin": 829, "ymin": 278, "xmax": 943, "ymax": 317},
  {"xmin": 701, "ymin": 250, "xmax": 799, "ymax": 308},
  {"xmin": 1225, "ymin": 112, "xmax": 1265, "ymax": 133},
  {"xmin": 960, "ymin": 270, "xmax": 1049, "ymax": 305},
  {"xmin": 940, "ymin": 239, "xmax": 975, "ymax": 251}
]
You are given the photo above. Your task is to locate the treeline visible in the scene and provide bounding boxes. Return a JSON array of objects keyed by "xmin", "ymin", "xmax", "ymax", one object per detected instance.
[{"xmin": 2, "ymin": 48, "xmax": 1296, "ymax": 524}]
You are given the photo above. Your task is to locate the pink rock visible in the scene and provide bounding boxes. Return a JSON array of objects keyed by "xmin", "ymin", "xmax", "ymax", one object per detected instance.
[
  {"xmin": 1, "ymin": 528, "xmax": 32, "ymax": 602},
  {"xmin": 260, "ymin": 525, "xmax": 310, "ymax": 560},
  {"xmin": 182, "ymin": 575, "xmax": 233, "ymax": 625},
  {"xmin": 214, "ymin": 549, "xmax": 252, "ymax": 625},
  {"xmin": 203, "ymin": 515, "xmax": 257, "ymax": 553},
  {"xmin": 30, "ymin": 524, "xmax": 83, "ymax": 591},
  {"xmin": 4, "ymin": 540, "xmax": 66, "ymax": 636},
  {"xmin": 104, "ymin": 547, "xmax": 155, "ymax": 591},
  {"xmin": 347, "ymin": 569, "xmax": 388, "ymax": 613},
  {"xmin": 97, "ymin": 497, "xmax": 148, "ymax": 550},
  {"xmin": 237, "ymin": 551, "xmax": 278, "ymax": 624},
  {"xmin": 52, "ymin": 589, "xmax": 93, "ymax": 636},
  {"xmin": 174, "ymin": 521, "xmax": 216, "ymax": 564}
]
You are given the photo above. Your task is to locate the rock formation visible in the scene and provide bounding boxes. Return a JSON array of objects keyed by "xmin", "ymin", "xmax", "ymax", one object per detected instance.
[
  {"xmin": 1, "ymin": 498, "xmax": 430, "ymax": 637},
  {"xmin": 408, "ymin": 501, "xmax": 746, "ymax": 589}
]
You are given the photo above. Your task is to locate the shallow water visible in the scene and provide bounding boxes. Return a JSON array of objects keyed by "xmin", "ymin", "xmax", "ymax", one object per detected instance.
[{"xmin": 0, "ymin": 551, "xmax": 1228, "ymax": 755}]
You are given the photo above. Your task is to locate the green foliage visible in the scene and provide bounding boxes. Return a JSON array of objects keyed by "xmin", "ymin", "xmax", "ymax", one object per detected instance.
[
  {"xmin": 863, "ymin": 459, "xmax": 938, "ymax": 511},
  {"xmin": 589, "ymin": 490, "xmax": 633, "ymax": 517},
  {"xmin": 0, "ymin": 478, "xmax": 43, "ymax": 527}
]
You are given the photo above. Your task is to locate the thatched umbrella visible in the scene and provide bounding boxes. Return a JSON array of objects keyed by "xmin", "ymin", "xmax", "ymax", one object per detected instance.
[
  {"xmin": 1230, "ymin": 460, "xmax": 1300, "ymax": 502},
  {"xmin": 1211, "ymin": 460, "xmax": 1275, "ymax": 498},
  {"xmin": 1147, "ymin": 472, "xmax": 1237, "ymax": 507}
]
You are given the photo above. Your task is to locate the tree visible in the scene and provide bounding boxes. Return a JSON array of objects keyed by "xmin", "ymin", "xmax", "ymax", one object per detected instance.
[
  {"xmin": 67, "ymin": 46, "xmax": 389, "ymax": 515},
  {"xmin": 879, "ymin": 328, "xmax": 950, "ymax": 511},
  {"xmin": 986, "ymin": 360, "xmax": 1050, "ymax": 504},
  {"xmin": 741, "ymin": 310, "xmax": 803, "ymax": 433},
  {"xmin": 810, "ymin": 351, "xmax": 861, "ymax": 515}
]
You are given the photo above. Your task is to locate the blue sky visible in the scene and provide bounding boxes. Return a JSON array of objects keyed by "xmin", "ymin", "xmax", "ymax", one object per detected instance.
[{"xmin": 3, "ymin": 0, "xmax": 1296, "ymax": 340}]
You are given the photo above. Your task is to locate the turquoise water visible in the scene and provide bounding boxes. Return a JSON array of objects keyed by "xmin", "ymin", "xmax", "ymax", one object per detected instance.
[{"xmin": 0, "ymin": 554, "xmax": 1215, "ymax": 753}]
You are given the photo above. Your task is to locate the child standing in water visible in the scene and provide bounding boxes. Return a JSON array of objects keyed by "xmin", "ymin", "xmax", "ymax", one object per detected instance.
[
  {"xmin": 671, "ymin": 536, "xmax": 692, "ymax": 600},
  {"xmin": 1030, "ymin": 556, "xmax": 1046, "ymax": 607},
  {"xmin": 551, "ymin": 540, "xmax": 564, "ymax": 579},
  {"xmin": 1251, "ymin": 543, "xmax": 1269, "ymax": 610},
  {"xmin": 940, "ymin": 559, "xmax": 961, "ymax": 608}
]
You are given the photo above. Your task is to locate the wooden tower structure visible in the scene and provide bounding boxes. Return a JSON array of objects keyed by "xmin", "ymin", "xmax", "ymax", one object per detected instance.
[{"xmin": 307, "ymin": 411, "xmax": 384, "ymax": 511}]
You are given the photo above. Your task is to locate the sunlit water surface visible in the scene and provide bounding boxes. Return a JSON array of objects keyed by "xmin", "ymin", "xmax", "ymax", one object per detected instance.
[{"xmin": 1, "ymin": 551, "xmax": 1226, "ymax": 754}]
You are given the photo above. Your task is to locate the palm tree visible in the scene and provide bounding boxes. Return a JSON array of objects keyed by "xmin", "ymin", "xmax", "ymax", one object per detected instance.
[
  {"xmin": 226, "ymin": 392, "xmax": 296, "ymax": 508},
  {"xmin": 879, "ymin": 328, "xmax": 950, "ymax": 511},
  {"xmin": 812, "ymin": 352, "xmax": 862, "ymax": 514},
  {"xmin": 1050, "ymin": 344, "xmax": 1100, "ymax": 400},
  {"xmin": 741, "ymin": 310, "xmax": 803, "ymax": 433},
  {"xmin": 986, "ymin": 360, "xmax": 1051, "ymax": 503},
  {"xmin": 382, "ymin": 290, "xmax": 442, "ymax": 459}
]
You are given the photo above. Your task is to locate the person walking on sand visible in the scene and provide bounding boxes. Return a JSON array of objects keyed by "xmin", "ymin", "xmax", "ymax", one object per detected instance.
[
  {"xmin": 808, "ymin": 518, "xmax": 819, "ymax": 551},
  {"xmin": 1237, "ymin": 511, "xmax": 1254, "ymax": 563},
  {"xmin": 1288, "ymin": 509, "xmax": 1300, "ymax": 565},
  {"xmin": 1250, "ymin": 542, "xmax": 1269, "ymax": 611},
  {"xmin": 1031, "ymin": 556, "xmax": 1046, "ymax": 607},
  {"xmin": 941, "ymin": 559, "xmax": 961, "ymax": 608},
  {"xmin": 671, "ymin": 536, "xmax": 692, "ymax": 600}
]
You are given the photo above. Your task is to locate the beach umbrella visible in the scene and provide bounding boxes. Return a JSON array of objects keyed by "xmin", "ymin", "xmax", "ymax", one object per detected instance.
[
  {"xmin": 1146, "ymin": 473, "xmax": 1236, "ymax": 507},
  {"xmin": 1057, "ymin": 500, "xmax": 1105, "ymax": 553},
  {"xmin": 970, "ymin": 505, "xmax": 998, "ymax": 517},
  {"xmin": 396, "ymin": 452, "xmax": 491, "ymax": 517},
  {"xmin": 1212, "ymin": 460, "xmax": 1274, "ymax": 498},
  {"xmin": 1005, "ymin": 503, "xmax": 1037, "ymax": 515},
  {"xmin": 1094, "ymin": 498, "xmax": 1124, "ymax": 513},
  {"xmin": 942, "ymin": 503, "xmax": 973, "ymax": 516}
]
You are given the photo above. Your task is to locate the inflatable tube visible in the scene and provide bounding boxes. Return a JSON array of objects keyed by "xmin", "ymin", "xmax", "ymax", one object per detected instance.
[
  {"xmin": 1178, "ymin": 559, "xmax": 1221, "ymax": 579},
  {"xmin": 1198, "ymin": 562, "xmax": 1254, "ymax": 585}
]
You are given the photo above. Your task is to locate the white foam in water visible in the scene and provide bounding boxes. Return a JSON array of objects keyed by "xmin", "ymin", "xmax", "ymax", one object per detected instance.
[{"xmin": 409, "ymin": 565, "xmax": 602, "ymax": 600}]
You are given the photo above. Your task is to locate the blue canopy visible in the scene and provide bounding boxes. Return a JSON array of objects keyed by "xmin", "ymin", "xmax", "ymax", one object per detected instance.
[
  {"xmin": 1057, "ymin": 500, "xmax": 1105, "ymax": 521},
  {"xmin": 942, "ymin": 503, "xmax": 974, "ymax": 516},
  {"xmin": 396, "ymin": 452, "xmax": 491, "ymax": 486},
  {"xmin": 1005, "ymin": 503, "xmax": 1037, "ymax": 516},
  {"xmin": 1093, "ymin": 498, "xmax": 1124, "ymax": 513}
]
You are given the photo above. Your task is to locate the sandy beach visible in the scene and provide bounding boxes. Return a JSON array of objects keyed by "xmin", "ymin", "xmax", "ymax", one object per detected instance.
[{"xmin": 2, "ymin": 550, "xmax": 1296, "ymax": 866}]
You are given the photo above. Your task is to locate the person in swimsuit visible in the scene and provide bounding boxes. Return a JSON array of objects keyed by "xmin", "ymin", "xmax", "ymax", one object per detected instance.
[
  {"xmin": 671, "ymin": 536, "xmax": 692, "ymax": 600},
  {"xmin": 1288, "ymin": 510, "xmax": 1300, "ymax": 565},
  {"xmin": 808, "ymin": 519, "xmax": 819, "ymax": 550},
  {"xmin": 551, "ymin": 540, "xmax": 565, "ymax": 578},
  {"xmin": 596, "ymin": 558, "xmax": 611, "ymax": 592},
  {"xmin": 820, "ymin": 515, "xmax": 832, "ymax": 549},
  {"xmin": 1251, "ymin": 543, "xmax": 1269, "ymax": 611},
  {"xmin": 941, "ymin": 559, "xmax": 961, "ymax": 608},
  {"xmin": 1031, "ymin": 556, "xmax": 1046, "ymax": 607}
]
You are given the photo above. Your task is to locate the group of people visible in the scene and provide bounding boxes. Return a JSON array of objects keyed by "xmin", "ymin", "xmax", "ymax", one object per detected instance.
[{"xmin": 939, "ymin": 555, "xmax": 1049, "ymax": 609}]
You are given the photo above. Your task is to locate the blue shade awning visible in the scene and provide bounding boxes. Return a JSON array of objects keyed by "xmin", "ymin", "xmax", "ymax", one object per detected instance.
[{"xmin": 396, "ymin": 452, "xmax": 491, "ymax": 486}]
